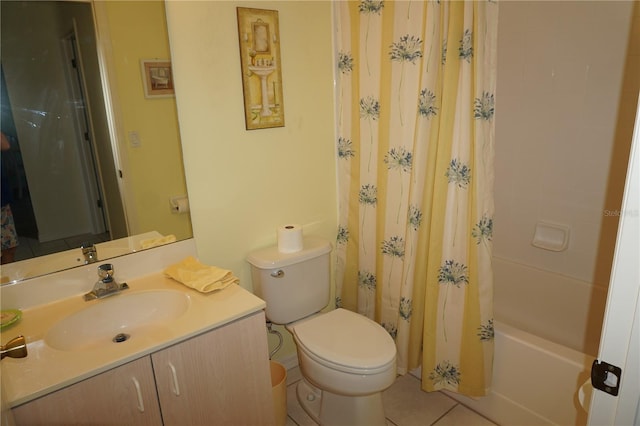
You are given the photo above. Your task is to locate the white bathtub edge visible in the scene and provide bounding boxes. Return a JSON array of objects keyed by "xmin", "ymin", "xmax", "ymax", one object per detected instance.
[{"xmin": 446, "ymin": 321, "xmax": 592, "ymax": 426}]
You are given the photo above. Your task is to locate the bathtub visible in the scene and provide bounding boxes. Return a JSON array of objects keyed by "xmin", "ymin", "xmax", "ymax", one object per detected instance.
[{"xmin": 445, "ymin": 257, "xmax": 609, "ymax": 425}]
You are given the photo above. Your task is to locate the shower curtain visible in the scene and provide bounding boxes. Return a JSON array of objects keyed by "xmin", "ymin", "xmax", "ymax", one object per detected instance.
[{"xmin": 334, "ymin": 0, "xmax": 498, "ymax": 396}]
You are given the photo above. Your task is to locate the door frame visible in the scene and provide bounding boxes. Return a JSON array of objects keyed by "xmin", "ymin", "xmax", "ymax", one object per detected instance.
[
  {"xmin": 588, "ymin": 94, "xmax": 640, "ymax": 425},
  {"xmin": 61, "ymin": 27, "xmax": 108, "ymax": 235}
]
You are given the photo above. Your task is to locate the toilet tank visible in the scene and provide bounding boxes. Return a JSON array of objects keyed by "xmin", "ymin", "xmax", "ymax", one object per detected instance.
[{"xmin": 247, "ymin": 237, "xmax": 332, "ymax": 324}]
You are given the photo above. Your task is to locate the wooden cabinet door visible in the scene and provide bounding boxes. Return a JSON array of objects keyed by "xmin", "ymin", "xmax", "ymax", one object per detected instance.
[
  {"xmin": 12, "ymin": 356, "xmax": 162, "ymax": 426},
  {"xmin": 152, "ymin": 311, "xmax": 275, "ymax": 426}
]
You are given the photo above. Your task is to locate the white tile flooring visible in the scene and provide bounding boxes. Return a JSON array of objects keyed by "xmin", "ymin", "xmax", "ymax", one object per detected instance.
[{"xmin": 284, "ymin": 367, "xmax": 497, "ymax": 426}]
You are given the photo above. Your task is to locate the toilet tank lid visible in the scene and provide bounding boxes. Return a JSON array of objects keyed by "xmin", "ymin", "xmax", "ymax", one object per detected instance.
[{"xmin": 247, "ymin": 236, "xmax": 332, "ymax": 269}]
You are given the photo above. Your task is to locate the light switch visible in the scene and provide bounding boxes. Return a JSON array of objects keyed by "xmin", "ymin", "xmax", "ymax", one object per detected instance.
[{"xmin": 128, "ymin": 131, "xmax": 141, "ymax": 148}]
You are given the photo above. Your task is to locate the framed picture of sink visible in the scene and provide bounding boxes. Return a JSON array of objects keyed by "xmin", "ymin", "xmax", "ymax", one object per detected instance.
[
  {"xmin": 140, "ymin": 59, "xmax": 175, "ymax": 99},
  {"xmin": 237, "ymin": 7, "xmax": 285, "ymax": 130}
]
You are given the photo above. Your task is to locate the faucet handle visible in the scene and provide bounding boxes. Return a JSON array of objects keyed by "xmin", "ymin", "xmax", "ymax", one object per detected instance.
[
  {"xmin": 97, "ymin": 263, "xmax": 114, "ymax": 282},
  {"xmin": 1, "ymin": 335, "xmax": 27, "ymax": 360}
]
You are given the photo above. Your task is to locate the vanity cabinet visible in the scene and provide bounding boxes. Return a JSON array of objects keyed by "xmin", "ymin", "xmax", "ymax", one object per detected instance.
[
  {"xmin": 11, "ymin": 356, "xmax": 162, "ymax": 425},
  {"xmin": 12, "ymin": 311, "xmax": 275, "ymax": 426},
  {"xmin": 152, "ymin": 310, "xmax": 275, "ymax": 425}
]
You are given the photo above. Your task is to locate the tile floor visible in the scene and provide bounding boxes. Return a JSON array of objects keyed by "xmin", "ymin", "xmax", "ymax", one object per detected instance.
[{"xmin": 284, "ymin": 367, "xmax": 497, "ymax": 426}]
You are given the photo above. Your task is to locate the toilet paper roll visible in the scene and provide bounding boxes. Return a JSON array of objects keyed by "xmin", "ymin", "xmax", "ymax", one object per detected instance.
[{"xmin": 277, "ymin": 224, "xmax": 303, "ymax": 253}]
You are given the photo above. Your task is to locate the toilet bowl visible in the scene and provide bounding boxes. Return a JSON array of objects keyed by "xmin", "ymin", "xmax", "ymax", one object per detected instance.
[
  {"xmin": 289, "ymin": 309, "xmax": 396, "ymax": 425},
  {"xmin": 247, "ymin": 237, "xmax": 397, "ymax": 425},
  {"xmin": 290, "ymin": 308, "xmax": 396, "ymax": 396}
]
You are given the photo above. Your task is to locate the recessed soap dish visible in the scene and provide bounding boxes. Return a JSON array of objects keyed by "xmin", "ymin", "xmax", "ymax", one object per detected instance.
[{"xmin": 532, "ymin": 222, "xmax": 570, "ymax": 252}]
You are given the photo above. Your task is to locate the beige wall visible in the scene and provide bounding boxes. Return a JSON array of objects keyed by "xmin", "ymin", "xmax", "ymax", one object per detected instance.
[
  {"xmin": 102, "ymin": 1, "xmax": 192, "ymax": 241},
  {"xmin": 166, "ymin": 1, "xmax": 337, "ymax": 282},
  {"xmin": 166, "ymin": 1, "xmax": 337, "ymax": 363},
  {"xmin": 494, "ymin": 1, "xmax": 637, "ymax": 287}
]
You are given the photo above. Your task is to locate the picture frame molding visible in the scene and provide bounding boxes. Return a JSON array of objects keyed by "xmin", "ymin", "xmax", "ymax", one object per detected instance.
[
  {"xmin": 140, "ymin": 59, "xmax": 175, "ymax": 99},
  {"xmin": 237, "ymin": 7, "xmax": 285, "ymax": 130}
]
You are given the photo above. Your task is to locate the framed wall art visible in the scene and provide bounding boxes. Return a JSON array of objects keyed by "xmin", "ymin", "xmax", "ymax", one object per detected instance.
[
  {"xmin": 140, "ymin": 59, "xmax": 175, "ymax": 98},
  {"xmin": 236, "ymin": 7, "xmax": 285, "ymax": 130}
]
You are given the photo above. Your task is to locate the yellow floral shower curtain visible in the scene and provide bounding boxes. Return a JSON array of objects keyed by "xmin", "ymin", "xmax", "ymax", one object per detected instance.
[{"xmin": 334, "ymin": 0, "xmax": 498, "ymax": 396}]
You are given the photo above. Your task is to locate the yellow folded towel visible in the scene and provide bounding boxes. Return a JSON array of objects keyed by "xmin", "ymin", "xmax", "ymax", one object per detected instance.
[
  {"xmin": 141, "ymin": 234, "xmax": 177, "ymax": 250},
  {"xmin": 164, "ymin": 256, "xmax": 239, "ymax": 293}
]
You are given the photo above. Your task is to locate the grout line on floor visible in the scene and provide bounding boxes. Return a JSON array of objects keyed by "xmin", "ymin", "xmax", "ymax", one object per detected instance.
[
  {"xmin": 429, "ymin": 403, "xmax": 459, "ymax": 426},
  {"xmin": 287, "ymin": 414, "xmax": 301, "ymax": 426},
  {"xmin": 385, "ymin": 417, "xmax": 401, "ymax": 426},
  {"xmin": 283, "ymin": 364, "xmax": 497, "ymax": 426}
]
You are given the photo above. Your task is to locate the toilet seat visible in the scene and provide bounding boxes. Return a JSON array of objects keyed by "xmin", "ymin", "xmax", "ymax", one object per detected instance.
[{"xmin": 292, "ymin": 308, "xmax": 396, "ymax": 375}]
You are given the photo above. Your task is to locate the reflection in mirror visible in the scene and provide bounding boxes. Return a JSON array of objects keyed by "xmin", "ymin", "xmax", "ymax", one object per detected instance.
[{"xmin": 0, "ymin": 1, "xmax": 192, "ymax": 283}]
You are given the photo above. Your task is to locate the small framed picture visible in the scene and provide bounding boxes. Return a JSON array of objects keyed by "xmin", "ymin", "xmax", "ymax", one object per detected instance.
[{"xmin": 140, "ymin": 59, "xmax": 175, "ymax": 98}]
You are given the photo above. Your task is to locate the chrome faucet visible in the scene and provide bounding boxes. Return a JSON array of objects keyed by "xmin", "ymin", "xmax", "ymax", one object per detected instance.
[
  {"xmin": 83, "ymin": 263, "xmax": 129, "ymax": 301},
  {"xmin": 81, "ymin": 243, "xmax": 98, "ymax": 264}
]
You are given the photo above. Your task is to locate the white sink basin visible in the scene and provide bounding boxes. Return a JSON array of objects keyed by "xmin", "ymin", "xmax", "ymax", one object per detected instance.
[{"xmin": 45, "ymin": 290, "xmax": 191, "ymax": 351}]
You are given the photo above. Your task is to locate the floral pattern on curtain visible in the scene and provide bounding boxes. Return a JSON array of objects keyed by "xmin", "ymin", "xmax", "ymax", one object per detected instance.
[{"xmin": 334, "ymin": 0, "xmax": 498, "ymax": 396}]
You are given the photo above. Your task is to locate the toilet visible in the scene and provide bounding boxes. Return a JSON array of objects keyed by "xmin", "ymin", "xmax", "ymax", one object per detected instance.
[{"xmin": 247, "ymin": 237, "xmax": 397, "ymax": 426}]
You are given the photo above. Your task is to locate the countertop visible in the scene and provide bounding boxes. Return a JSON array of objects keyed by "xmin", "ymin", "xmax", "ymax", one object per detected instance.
[{"xmin": 1, "ymin": 272, "xmax": 266, "ymax": 407}]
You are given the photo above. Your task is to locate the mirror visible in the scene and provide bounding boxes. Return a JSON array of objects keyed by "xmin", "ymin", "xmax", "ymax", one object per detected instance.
[{"xmin": 0, "ymin": 0, "xmax": 192, "ymax": 283}]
